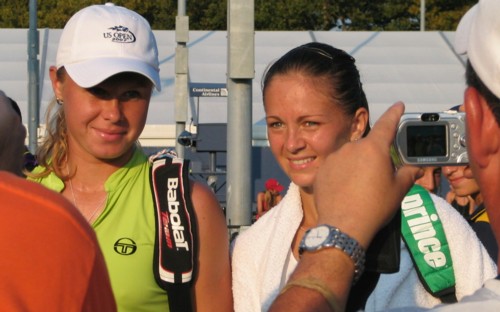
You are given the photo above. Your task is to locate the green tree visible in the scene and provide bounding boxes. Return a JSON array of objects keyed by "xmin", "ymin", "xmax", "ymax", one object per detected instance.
[
  {"xmin": 256, "ymin": 0, "xmax": 333, "ymax": 30},
  {"xmin": 0, "ymin": 0, "xmax": 30, "ymax": 28},
  {"xmin": 424, "ymin": 0, "xmax": 476, "ymax": 30},
  {"xmin": 0, "ymin": 0, "xmax": 480, "ymax": 31},
  {"xmin": 35, "ymin": 0, "xmax": 175, "ymax": 29},
  {"xmin": 188, "ymin": 0, "xmax": 226, "ymax": 30}
]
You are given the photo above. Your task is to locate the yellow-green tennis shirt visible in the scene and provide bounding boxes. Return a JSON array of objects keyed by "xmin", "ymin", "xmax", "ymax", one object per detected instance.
[{"xmin": 31, "ymin": 149, "xmax": 169, "ymax": 311}]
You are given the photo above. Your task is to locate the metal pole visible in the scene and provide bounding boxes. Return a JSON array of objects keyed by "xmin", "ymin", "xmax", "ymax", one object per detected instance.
[
  {"xmin": 209, "ymin": 151, "xmax": 216, "ymax": 192},
  {"xmin": 28, "ymin": 0, "xmax": 40, "ymax": 153},
  {"xmin": 175, "ymin": 0, "xmax": 189, "ymax": 157},
  {"xmin": 226, "ymin": 0, "xmax": 255, "ymax": 235},
  {"xmin": 420, "ymin": 0, "xmax": 425, "ymax": 31}
]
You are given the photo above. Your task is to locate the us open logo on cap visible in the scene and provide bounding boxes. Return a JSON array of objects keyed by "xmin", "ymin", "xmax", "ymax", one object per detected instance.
[{"xmin": 103, "ymin": 25, "xmax": 136, "ymax": 43}]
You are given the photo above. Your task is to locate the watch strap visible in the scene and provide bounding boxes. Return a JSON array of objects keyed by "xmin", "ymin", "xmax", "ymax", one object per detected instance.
[{"xmin": 300, "ymin": 224, "xmax": 366, "ymax": 284}]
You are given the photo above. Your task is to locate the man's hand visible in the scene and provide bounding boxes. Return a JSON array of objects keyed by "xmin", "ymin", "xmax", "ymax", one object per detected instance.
[{"xmin": 314, "ymin": 102, "xmax": 422, "ymax": 249}]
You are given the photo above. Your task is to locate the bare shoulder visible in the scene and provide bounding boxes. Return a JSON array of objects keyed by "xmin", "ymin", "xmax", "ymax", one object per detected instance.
[
  {"xmin": 188, "ymin": 179, "xmax": 233, "ymax": 311},
  {"xmin": 189, "ymin": 180, "xmax": 225, "ymax": 220}
]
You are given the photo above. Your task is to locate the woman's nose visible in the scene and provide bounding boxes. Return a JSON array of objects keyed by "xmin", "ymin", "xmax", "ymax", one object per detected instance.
[
  {"xmin": 101, "ymin": 99, "xmax": 122, "ymax": 122},
  {"xmin": 285, "ymin": 129, "xmax": 306, "ymax": 153}
]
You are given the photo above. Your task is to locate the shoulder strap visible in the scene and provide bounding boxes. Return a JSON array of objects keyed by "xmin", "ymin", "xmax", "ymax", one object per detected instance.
[
  {"xmin": 149, "ymin": 149, "xmax": 198, "ymax": 312},
  {"xmin": 401, "ymin": 184, "xmax": 457, "ymax": 303}
]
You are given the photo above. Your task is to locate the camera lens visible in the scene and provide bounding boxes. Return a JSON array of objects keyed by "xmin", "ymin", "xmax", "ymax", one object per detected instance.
[{"xmin": 421, "ymin": 113, "xmax": 440, "ymax": 122}]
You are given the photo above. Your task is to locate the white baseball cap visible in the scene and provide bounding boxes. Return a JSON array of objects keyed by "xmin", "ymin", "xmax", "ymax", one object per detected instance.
[
  {"xmin": 454, "ymin": 0, "xmax": 500, "ymax": 98},
  {"xmin": 56, "ymin": 3, "xmax": 161, "ymax": 91}
]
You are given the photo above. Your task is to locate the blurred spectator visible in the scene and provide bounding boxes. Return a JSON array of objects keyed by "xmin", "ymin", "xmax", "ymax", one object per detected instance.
[
  {"xmin": 0, "ymin": 90, "xmax": 26, "ymax": 176},
  {"xmin": 415, "ymin": 166, "xmax": 441, "ymax": 194},
  {"xmin": 6, "ymin": 96, "xmax": 38, "ymax": 172},
  {"xmin": 256, "ymin": 178, "xmax": 284, "ymax": 220},
  {"xmin": 443, "ymin": 164, "xmax": 497, "ymax": 262}
]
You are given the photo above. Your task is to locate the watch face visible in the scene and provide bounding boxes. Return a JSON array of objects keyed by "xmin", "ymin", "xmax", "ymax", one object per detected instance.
[{"xmin": 304, "ymin": 225, "xmax": 330, "ymax": 249}]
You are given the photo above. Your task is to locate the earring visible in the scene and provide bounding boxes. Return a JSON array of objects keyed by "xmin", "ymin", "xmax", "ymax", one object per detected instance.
[{"xmin": 56, "ymin": 98, "xmax": 64, "ymax": 105}]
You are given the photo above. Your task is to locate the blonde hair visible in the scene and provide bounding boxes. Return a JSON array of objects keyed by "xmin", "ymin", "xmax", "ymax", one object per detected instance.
[
  {"xmin": 31, "ymin": 115, "xmax": 68, "ymax": 180},
  {"xmin": 28, "ymin": 68, "xmax": 70, "ymax": 179}
]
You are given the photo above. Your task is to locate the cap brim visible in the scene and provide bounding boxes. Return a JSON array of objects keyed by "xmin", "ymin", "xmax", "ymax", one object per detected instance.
[
  {"xmin": 64, "ymin": 58, "xmax": 161, "ymax": 91},
  {"xmin": 454, "ymin": 4, "xmax": 478, "ymax": 55}
]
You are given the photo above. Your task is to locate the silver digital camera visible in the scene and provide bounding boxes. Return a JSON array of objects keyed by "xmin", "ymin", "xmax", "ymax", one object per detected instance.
[{"xmin": 392, "ymin": 111, "xmax": 468, "ymax": 166}]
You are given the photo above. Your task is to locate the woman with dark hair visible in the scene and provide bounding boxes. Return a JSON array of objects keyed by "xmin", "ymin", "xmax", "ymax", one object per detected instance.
[{"xmin": 231, "ymin": 42, "xmax": 495, "ymax": 312}]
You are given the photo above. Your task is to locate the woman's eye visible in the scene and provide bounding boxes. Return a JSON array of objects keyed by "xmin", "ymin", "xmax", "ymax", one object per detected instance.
[
  {"xmin": 121, "ymin": 91, "xmax": 141, "ymax": 100},
  {"xmin": 304, "ymin": 121, "xmax": 318, "ymax": 127},
  {"xmin": 88, "ymin": 87, "xmax": 110, "ymax": 99},
  {"xmin": 268, "ymin": 122, "xmax": 283, "ymax": 128}
]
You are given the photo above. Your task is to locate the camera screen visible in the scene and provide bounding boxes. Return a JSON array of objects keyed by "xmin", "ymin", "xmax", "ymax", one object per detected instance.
[{"xmin": 407, "ymin": 125, "xmax": 446, "ymax": 157}]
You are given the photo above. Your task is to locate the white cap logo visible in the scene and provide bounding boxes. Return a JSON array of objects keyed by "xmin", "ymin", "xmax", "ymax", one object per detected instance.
[{"xmin": 104, "ymin": 26, "xmax": 136, "ymax": 43}]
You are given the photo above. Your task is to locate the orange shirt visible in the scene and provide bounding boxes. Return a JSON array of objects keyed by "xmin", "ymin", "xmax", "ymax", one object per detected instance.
[{"xmin": 0, "ymin": 171, "xmax": 116, "ymax": 311}]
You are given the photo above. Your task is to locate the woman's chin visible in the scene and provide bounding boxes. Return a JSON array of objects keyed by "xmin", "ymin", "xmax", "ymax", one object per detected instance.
[{"xmin": 290, "ymin": 177, "xmax": 314, "ymax": 190}]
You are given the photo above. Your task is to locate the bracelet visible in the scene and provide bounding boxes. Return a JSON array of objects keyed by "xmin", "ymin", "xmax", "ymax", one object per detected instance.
[{"xmin": 279, "ymin": 277, "xmax": 341, "ymax": 312}]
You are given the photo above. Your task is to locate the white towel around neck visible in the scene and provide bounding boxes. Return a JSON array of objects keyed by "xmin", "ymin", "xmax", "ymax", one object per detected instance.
[{"xmin": 231, "ymin": 183, "xmax": 497, "ymax": 312}]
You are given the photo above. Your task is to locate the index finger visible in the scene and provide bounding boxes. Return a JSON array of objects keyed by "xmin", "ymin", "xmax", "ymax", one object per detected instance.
[
  {"xmin": 370, "ymin": 101, "xmax": 405, "ymax": 148},
  {"xmin": 370, "ymin": 102, "xmax": 422, "ymax": 191}
]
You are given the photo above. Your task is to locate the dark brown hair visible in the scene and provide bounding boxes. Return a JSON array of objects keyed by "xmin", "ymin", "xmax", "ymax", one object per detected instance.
[{"xmin": 262, "ymin": 42, "xmax": 371, "ymax": 136}]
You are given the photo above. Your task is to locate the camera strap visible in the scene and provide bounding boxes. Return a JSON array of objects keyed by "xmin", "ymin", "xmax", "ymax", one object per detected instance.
[
  {"xmin": 149, "ymin": 149, "xmax": 198, "ymax": 312},
  {"xmin": 401, "ymin": 184, "xmax": 457, "ymax": 303}
]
